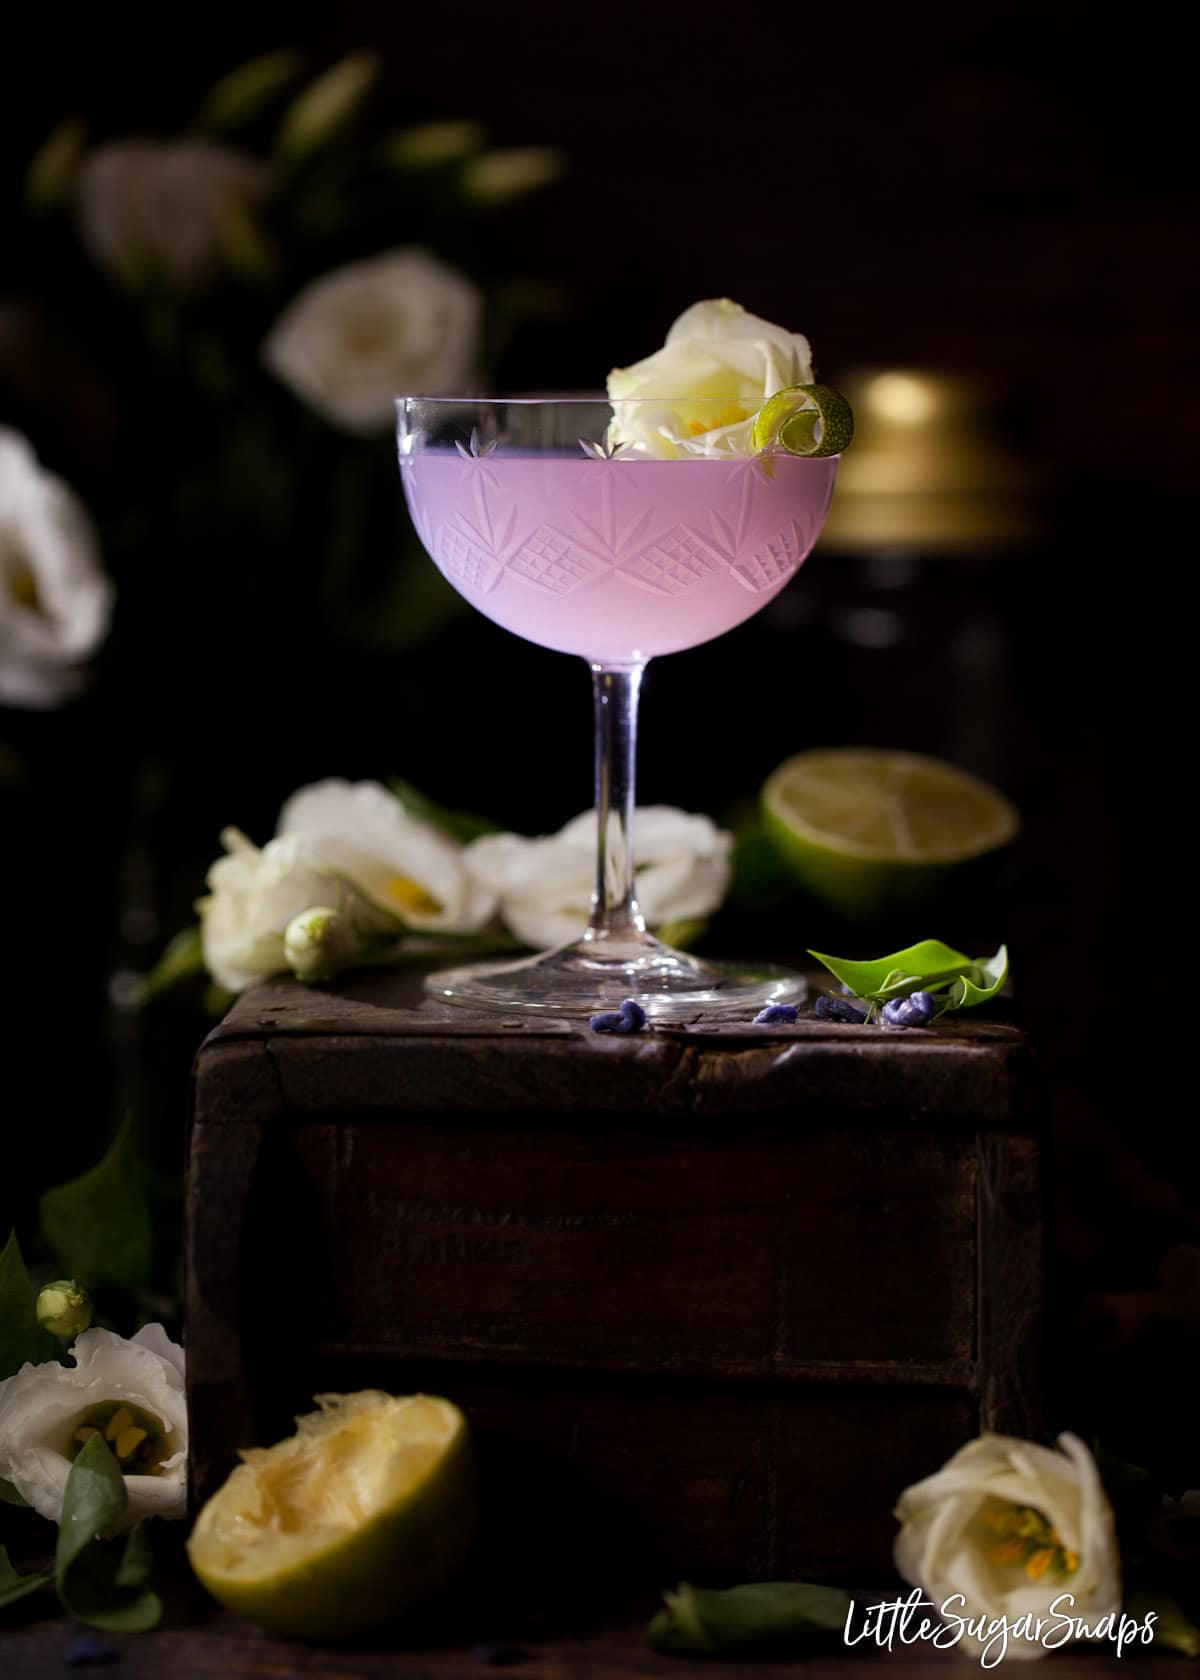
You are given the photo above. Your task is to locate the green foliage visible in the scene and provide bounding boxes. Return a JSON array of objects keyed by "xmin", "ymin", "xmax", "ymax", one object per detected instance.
[
  {"xmin": 388, "ymin": 775, "xmax": 502, "ymax": 844},
  {"xmin": 56, "ymin": 1435, "xmax": 161, "ymax": 1632},
  {"xmin": 194, "ymin": 49, "xmax": 305, "ymax": 132},
  {"xmin": 38, "ymin": 1116, "xmax": 153, "ymax": 1296},
  {"xmin": 808, "ymin": 940, "xmax": 1009, "ymax": 1022},
  {"xmin": 0, "ymin": 1231, "xmax": 59, "ymax": 1380},
  {"xmin": 135, "ymin": 925, "xmax": 205, "ymax": 1006},
  {"xmin": 648, "ymin": 1581, "xmax": 851, "ymax": 1656},
  {"xmin": 1127, "ymin": 1591, "xmax": 1200, "ymax": 1657},
  {"xmin": 0, "ymin": 1545, "xmax": 53, "ymax": 1611}
]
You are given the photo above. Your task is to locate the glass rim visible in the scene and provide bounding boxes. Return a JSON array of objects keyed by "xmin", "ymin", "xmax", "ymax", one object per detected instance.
[{"xmin": 395, "ymin": 394, "xmax": 750, "ymax": 407}]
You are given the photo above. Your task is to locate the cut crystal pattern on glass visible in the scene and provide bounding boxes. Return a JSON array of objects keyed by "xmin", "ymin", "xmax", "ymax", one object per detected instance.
[
  {"xmin": 619, "ymin": 525, "xmax": 723, "ymax": 596},
  {"xmin": 508, "ymin": 526, "xmax": 611, "ymax": 595},
  {"xmin": 438, "ymin": 519, "xmax": 505, "ymax": 594},
  {"xmin": 732, "ymin": 519, "xmax": 806, "ymax": 593}
]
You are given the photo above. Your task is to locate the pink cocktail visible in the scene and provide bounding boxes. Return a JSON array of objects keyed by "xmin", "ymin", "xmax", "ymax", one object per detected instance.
[
  {"xmin": 396, "ymin": 395, "xmax": 840, "ymax": 1018},
  {"xmin": 402, "ymin": 452, "xmax": 836, "ymax": 663}
]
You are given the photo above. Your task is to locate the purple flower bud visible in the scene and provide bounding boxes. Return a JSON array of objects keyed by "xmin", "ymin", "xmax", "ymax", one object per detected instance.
[
  {"xmin": 882, "ymin": 990, "xmax": 936, "ymax": 1029},
  {"xmin": 589, "ymin": 1010, "xmax": 626, "ymax": 1033},
  {"xmin": 754, "ymin": 1003, "xmax": 799, "ymax": 1024},
  {"xmin": 815, "ymin": 994, "xmax": 867, "ymax": 1023},
  {"xmin": 618, "ymin": 998, "xmax": 647, "ymax": 1031}
]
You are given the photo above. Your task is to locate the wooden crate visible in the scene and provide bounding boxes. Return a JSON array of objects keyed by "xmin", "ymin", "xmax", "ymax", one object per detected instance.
[{"xmin": 185, "ymin": 969, "xmax": 1043, "ymax": 1586}]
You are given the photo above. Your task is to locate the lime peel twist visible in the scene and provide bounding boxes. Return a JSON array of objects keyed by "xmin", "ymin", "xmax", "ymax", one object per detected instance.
[{"xmin": 751, "ymin": 383, "xmax": 855, "ymax": 458}]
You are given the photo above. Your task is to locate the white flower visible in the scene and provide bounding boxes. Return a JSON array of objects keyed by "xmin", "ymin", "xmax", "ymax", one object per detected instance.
[
  {"xmin": 198, "ymin": 779, "xmax": 496, "ymax": 991},
  {"xmin": 278, "ymin": 778, "xmax": 495, "ymax": 932},
  {"xmin": 465, "ymin": 806, "xmax": 732, "ymax": 949},
  {"xmin": 607, "ymin": 297, "xmax": 814, "ymax": 459},
  {"xmin": 894, "ymin": 1432, "xmax": 1122, "ymax": 1662},
  {"xmin": 0, "ymin": 1325, "xmax": 187, "ymax": 1528},
  {"xmin": 198, "ymin": 828, "xmax": 358, "ymax": 992},
  {"xmin": 0, "ymin": 428, "xmax": 113, "ymax": 710},
  {"xmin": 262, "ymin": 248, "xmax": 482, "ymax": 434},
  {"xmin": 76, "ymin": 138, "xmax": 269, "ymax": 292}
]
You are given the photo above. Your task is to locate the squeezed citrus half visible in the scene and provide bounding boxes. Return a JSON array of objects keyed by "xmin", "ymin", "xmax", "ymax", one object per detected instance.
[
  {"xmin": 762, "ymin": 748, "xmax": 1018, "ymax": 920},
  {"xmin": 187, "ymin": 1391, "xmax": 476, "ymax": 1640}
]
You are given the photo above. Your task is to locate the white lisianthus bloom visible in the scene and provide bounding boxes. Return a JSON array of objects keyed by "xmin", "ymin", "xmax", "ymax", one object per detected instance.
[
  {"xmin": 894, "ymin": 1432, "xmax": 1122, "ymax": 1662},
  {"xmin": 197, "ymin": 828, "xmax": 368, "ymax": 992},
  {"xmin": 278, "ymin": 778, "xmax": 496, "ymax": 932},
  {"xmin": 465, "ymin": 806, "xmax": 732, "ymax": 949},
  {"xmin": 76, "ymin": 138, "xmax": 269, "ymax": 292},
  {"xmin": 607, "ymin": 297, "xmax": 814, "ymax": 459},
  {"xmin": 0, "ymin": 1325, "xmax": 186, "ymax": 1528},
  {"xmin": 199, "ymin": 780, "xmax": 497, "ymax": 992},
  {"xmin": 0, "ymin": 428, "xmax": 113, "ymax": 710},
  {"xmin": 262, "ymin": 249, "xmax": 482, "ymax": 434}
]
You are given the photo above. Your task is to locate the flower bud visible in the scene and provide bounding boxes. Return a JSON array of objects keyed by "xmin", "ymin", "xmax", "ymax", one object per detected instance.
[
  {"xmin": 275, "ymin": 53, "xmax": 380, "ymax": 161},
  {"xmin": 284, "ymin": 906, "xmax": 366, "ymax": 984},
  {"xmin": 36, "ymin": 1280, "xmax": 93, "ymax": 1338},
  {"xmin": 460, "ymin": 146, "xmax": 564, "ymax": 207}
]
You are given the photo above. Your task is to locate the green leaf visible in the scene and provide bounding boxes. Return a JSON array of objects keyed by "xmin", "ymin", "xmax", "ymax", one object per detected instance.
[
  {"xmin": 0, "ymin": 1230, "xmax": 59, "ymax": 1380},
  {"xmin": 387, "ymin": 776, "xmax": 501, "ymax": 844},
  {"xmin": 654, "ymin": 918, "xmax": 708, "ymax": 951},
  {"xmin": 0, "ymin": 1544, "xmax": 54, "ymax": 1611},
  {"xmin": 135, "ymin": 925, "xmax": 205, "ymax": 1006},
  {"xmin": 808, "ymin": 940, "xmax": 1009, "ymax": 1017},
  {"xmin": 948, "ymin": 945, "xmax": 1009, "ymax": 1009},
  {"xmin": 0, "ymin": 1478, "xmax": 30, "ymax": 1507},
  {"xmin": 38, "ymin": 1115, "xmax": 153, "ymax": 1295},
  {"xmin": 647, "ymin": 1581, "xmax": 851, "ymax": 1656},
  {"xmin": 808, "ymin": 940, "xmax": 970, "ymax": 999},
  {"xmin": 56, "ymin": 1437, "xmax": 161, "ymax": 1633},
  {"xmin": 1126, "ymin": 1590, "xmax": 1200, "ymax": 1657}
]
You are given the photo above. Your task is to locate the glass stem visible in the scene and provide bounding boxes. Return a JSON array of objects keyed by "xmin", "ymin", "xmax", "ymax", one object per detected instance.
[{"xmin": 586, "ymin": 662, "xmax": 648, "ymax": 945}]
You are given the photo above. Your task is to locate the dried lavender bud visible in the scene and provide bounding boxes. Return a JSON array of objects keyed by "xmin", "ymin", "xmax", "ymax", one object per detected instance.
[
  {"xmin": 618, "ymin": 998, "xmax": 647, "ymax": 1031},
  {"xmin": 815, "ymin": 994, "xmax": 867, "ymax": 1023},
  {"xmin": 753, "ymin": 1003, "xmax": 799, "ymax": 1024},
  {"xmin": 64, "ymin": 1634, "xmax": 120, "ymax": 1667},
  {"xmin": 882, "ymin": 990, "xmax": 936, "ymax": 1029}
]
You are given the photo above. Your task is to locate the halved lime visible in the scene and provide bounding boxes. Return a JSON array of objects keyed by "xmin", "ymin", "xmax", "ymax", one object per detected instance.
[
  {"xmin": 762, "ymin": 748, "xmax": 1019, "ymax": 921},
  {"xmin": 187, "ymin": 1392, "xmax": 476, "ymax": 1640},
  {"xmin": 751, "ymin": 384, "xmax": 855, "ymax": 458}
]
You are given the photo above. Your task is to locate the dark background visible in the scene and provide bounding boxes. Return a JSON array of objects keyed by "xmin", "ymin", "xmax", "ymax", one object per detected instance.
[{"xmin": 2, "ymin": 0, "xmax": 1197, "ymax": 1474}]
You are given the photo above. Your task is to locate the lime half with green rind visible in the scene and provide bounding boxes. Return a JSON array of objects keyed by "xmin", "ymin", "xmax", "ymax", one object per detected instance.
[{"xmin": 751, "ymin": 384, "xmax": 855, "ymax": 458}]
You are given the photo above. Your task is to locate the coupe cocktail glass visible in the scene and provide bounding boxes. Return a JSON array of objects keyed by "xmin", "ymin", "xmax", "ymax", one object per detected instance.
[{"xmin": 397, "ymin": 396, "xmax": 837, "ymax": 1018}]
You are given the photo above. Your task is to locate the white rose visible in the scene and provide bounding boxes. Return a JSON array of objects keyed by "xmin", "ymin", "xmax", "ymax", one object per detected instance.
[
  {"xmin": 0, "ymin": 1324, "xmax": 186, "ymax": 1528},
  {"xmin": 894, "ymin": 1432, "xmax": 1122, "ymax": 1662},
  {"xmin": 0, "ymin": 428, "xmax": 113, "ymax": 710},
  {"xmin": 76, "ymin": 138, "xmax": 269, "ymax": 292},
  {"xmin": 277, "ymin": 777, "xmax": 496, "ymax": 933},
  {"xmin": 465, "ymin": 806, "xmax": 732, "ymax": 949},
  {"xmin": 607, "ymin": 297, "xmax": 814, "ymax": 459},
  {"xmin": 262, "ymin": 248, "xmax": 482, "ymax": 434}
]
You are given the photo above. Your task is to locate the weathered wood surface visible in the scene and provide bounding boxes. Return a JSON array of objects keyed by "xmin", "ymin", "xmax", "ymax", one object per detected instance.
[
  {"xmin": 185, "ymin": 967, "xmax": 1044, "ymax": 1583},
  {"xmin": 1, "ymin": 1600, "xmax": 1166, "ymax": 1680}
]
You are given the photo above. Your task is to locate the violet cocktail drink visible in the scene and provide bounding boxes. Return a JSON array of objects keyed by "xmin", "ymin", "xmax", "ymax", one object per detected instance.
[{"xmin": 396, "ymin": 395, "xmax": 839, "ymax": 1018}]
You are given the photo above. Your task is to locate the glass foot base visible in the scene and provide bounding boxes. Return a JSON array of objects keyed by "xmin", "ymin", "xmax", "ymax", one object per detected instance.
[{"xmin": 424, "ymin": 937, "xmax": 805, "ymax": 1022}]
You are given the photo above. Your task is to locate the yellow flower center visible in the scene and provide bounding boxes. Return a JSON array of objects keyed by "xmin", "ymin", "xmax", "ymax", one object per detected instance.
[
  {"xmin": 685, "ymin": 403, "xmax": 750, "ymax": 437},
  {"xmin": 5, "ymin": 562, "xmax": 41, "ymax": 611},
  {"xmin": 69, "ymin": 1401, "xmax": 171, "ymax": 1475},
  {"xmin": 384, "ymin": 875, "xmax": 442, "ymax": 918},
  {"xmin": 980, "ymin": 1497, "xmax": 1079, "ymax": 1580}
]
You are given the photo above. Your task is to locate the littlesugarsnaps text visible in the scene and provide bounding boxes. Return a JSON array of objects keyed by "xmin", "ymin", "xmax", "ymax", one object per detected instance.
[{"xmin": 843, "ymin": 1588, "xmax": 1158, "ymax": 1668}]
